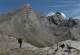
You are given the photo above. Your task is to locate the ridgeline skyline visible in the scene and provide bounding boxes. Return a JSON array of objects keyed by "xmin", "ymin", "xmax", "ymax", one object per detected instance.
[{"xmin": 0, "ymin": 0, "xmax": 80, "ymax": 18}]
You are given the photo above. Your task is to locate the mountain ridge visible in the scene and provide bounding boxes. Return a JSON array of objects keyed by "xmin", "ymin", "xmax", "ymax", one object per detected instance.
[{"xmin": 0, "ymin": 4, "xmax": 80, "ymax": 48}]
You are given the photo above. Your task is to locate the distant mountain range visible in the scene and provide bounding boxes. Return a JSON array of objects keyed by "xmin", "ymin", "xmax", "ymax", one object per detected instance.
[{"xmin": 0, "ymin": 4, "xmax": 80, "ymax": 48}]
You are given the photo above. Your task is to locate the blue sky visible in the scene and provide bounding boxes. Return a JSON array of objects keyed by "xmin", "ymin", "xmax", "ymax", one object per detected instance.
[{"xmin": 0, "ymin": 0, "xmax": 80, "ymax": 17}]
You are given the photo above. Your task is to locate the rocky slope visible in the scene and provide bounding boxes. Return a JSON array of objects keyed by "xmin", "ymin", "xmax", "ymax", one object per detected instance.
[
  {"xmin": 0, "ymin": 4, "xmax": 55, "ymax": 47},
  {"xmin": 0, "ymin": 4, "xmax": 80, "ymax": 55},
  {"xmin": 0, "ymin": 4, "xmax": 80, "ymax": 48},
  {"xmin": 0, "ymin": 39, "xmax": 80, "ymax": 55}
]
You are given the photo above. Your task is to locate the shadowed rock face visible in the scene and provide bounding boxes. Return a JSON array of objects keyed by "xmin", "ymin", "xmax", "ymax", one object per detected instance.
[{"xmin": 0, "ymin": 4, "xmax": 80, "ymax": 48}]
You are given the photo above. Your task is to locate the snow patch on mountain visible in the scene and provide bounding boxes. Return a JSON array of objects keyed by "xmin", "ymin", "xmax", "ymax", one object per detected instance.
[{"xmin": 47, "ymin": 12, "xmax": 66, "ymax": 18}]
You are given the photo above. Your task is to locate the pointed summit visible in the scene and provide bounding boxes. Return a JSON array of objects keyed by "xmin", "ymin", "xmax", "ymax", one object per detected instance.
[
  {"xmin": 23, "ymin": 4, "xmax": 32, "ymax": 11},
  {"xmin": 22, "ymin": 4, "xmax": 32, "ymax": 14}
]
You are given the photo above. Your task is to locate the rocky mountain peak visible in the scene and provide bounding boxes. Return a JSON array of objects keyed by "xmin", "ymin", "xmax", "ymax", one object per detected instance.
[{"xmin": 22, "ymin": 4, "xmax": 32, "ymax": 13}]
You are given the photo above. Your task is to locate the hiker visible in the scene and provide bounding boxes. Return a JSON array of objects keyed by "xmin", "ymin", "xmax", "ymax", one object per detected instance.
[{"xmin": 18, "ymin": 38, "xmax": 22, "ymax": 48}]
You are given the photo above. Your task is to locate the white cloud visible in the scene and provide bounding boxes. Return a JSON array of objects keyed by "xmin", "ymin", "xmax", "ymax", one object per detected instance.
[{"xmin": 46, "ymin": 12, "xmax": 55, "ymax": 16}]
